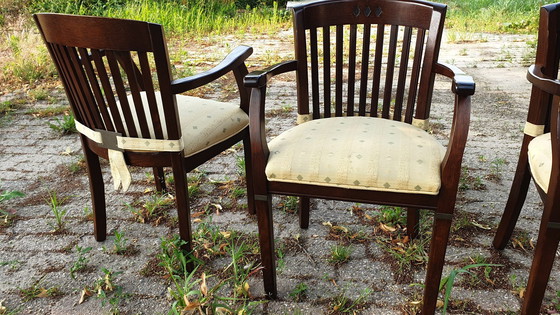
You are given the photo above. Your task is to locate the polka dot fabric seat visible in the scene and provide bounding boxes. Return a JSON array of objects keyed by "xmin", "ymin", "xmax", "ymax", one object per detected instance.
[{"xmin": 266, "ymin": 116, "xmax": 446, "ymax": 195}]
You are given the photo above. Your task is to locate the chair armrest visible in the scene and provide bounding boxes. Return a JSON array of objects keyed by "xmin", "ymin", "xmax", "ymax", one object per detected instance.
[
  {"xmin": 434, "ymin": 62, "xmax": 475, "ymax": 96},
  {"xmin": 244, "ymin": 60, "xmax": 298, "ymax": 88},
  {"xmin": 527, "ymin": 64, "xmax": 560, "ymax": 95},
  {"xmin": 435, "ymin": 62, "xmax": 473, "ymax": 194},
  {"xmin": 170, "ymin": 45, "xmax": 253, "ymax": 94}
]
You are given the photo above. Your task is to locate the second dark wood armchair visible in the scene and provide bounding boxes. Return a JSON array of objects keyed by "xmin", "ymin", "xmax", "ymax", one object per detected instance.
[
  {"xmin": 244, "ymin": 0, "xmax": 475, "ymax": 313},
  {"xmin": 493, "ymin": 3, "xmax": 560, "ymax": 314},
  {"xmin": 34, "ymin": 13, "xmax": 255, "ymax": 257}
]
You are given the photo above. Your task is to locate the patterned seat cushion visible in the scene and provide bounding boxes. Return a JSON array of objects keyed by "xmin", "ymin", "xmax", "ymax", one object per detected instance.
[
  {"xmin": 118, "ymin": 92, "xmax": 248, "ymax": 157},
  {"xmin": 266, "ymin": 116, "xmax": 446, "ymax": 195},
  {"xmin": 528, "ymin": 132, "xmax": 552, "ymax": 192}
]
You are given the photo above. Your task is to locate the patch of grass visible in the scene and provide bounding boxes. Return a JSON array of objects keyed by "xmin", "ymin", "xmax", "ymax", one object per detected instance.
[
  {"xmin": 0, "ymin": 189, "xmax": 24, "ymax": 227},
  {"xmin": 45, "ymin": 189, "xmax": 70, "ymax": 232},
  {"xmin": 439, "ymin": 263, "xmax": 502, "ymax": 315},
  {"xmin": 376, "ymin": 205, "xmax": 407, "ymax": 228},
  {"xmin": 125, "ymin": 193, "xmax": 174, "ymax": 224},
  {"xmin": 48, "ymin": 114, "xmax": 76, "ymax": 135},
  {"xmin": 2, "ymin": 30, "xmax": 56, "ymax": 87},
  {"xmin": 27, "ymin": 105, "xmax": 70, "ymax": 117},
  {"xmin": 382, "ymin": 237, "xmax": 429, "ymax": 276},
  {"xmin": 328, "ymin": 244, "xmax": 352, "ymax": 266},
  {"xmin": 279, "ymin": 195, "xmax": 298, "ymax": 214},
  {"xmin": 79, "ymin": 268, "xmax": 127, "ymax": 314},
  {"xmin": 445, "ymin": 0, "xmax": 558, "ymax": 34},
  {"xmin": 111, "ymin": 230, "xmax": 130, "ymax": 255},
  {"xmin": 459, "ymin": 167, "xmax": 486, "ymax": 191},
  {"xmin": 329, "ymin": 287, "xmax": 372, "ymax": 313},
  {"xmin": 289, "ymin": 282, "xmax": 308, "ymax": 302},
  {"xmin": 19, "ymin": 276, "xmax": 61, "ymax": 302},
  {"xmin": 70, "ymin": 245, "xmax": 93, "ymax": 279}
]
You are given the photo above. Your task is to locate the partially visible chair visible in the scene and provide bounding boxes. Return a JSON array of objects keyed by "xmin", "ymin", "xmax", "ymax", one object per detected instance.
[
  {"xmin": 244, "ymin": 0, "xmax": 474, "ymax": 313},
  {"xmin": 492, "ymin": 3, "xmax": 560, "ymax": 313},
  {"xmin": 34, "ymin": 13, "xmax": 255, "ymax": 256}
]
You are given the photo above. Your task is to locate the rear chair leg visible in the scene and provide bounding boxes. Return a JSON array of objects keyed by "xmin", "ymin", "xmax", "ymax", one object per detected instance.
[
  {"xmin": 171, "ymin": 155, "xmax": 194, "ymax": 271},
  {"xmin": 422, "ymin": 212, "xmax": 453, "ymax": 315},
  {"xmin": 153, "ymin": 167, "xmax": 167, "ymax": 193}
]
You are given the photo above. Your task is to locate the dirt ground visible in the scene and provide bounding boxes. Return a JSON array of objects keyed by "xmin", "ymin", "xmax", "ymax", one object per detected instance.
[{"xmin": 0, "ymin": 29, "xmax": 557, "ymax": 314}]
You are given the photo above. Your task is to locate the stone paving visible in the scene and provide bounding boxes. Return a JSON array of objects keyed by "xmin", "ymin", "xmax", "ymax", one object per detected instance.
[{"xmin": 0, "ymin": 32, "xmax": 556, "ymax": 314}]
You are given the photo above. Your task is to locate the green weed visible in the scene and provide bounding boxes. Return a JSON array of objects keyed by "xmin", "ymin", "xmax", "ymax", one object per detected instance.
[
  {"xmin": 329, "ymin": 287, "xmax": 372, "ymax": 313},
  {"xmin": 0, "ymin": 189, "xmax": 24, "ymax": 226},
  {"xmin": 289, "ymin": 282, "xmax": 308, "ymax": 302},
  {"xmin": 70, "ymin": 245, "xmax": 93, "ymax": 279},
  {"xmin": 45, "ymin": 190, "xmax": 70, "ymax": 232},
  {"xmin": 439, "ymin": 263, "xmax": 502, "ymax": 314},
  {"xmin": 19, "ymin": 276, "xmax": 61, "ymax": 301},
  {"xmin": 48, "ymin": 114, "xmax": 76, "ymax": 135},
  {"xmin": 328, "ymin": 244, "xmax": 352, "ymax": 265}
]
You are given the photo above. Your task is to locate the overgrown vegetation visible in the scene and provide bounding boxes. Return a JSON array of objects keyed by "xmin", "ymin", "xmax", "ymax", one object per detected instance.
[{"xmin": 446, "ymin": 0, "xmax": 558, "ymax": 34}]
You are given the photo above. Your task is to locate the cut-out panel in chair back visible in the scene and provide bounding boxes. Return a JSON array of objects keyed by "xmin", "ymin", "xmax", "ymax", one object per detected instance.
[
  {"xmin": 292, "ymin": 0, "xmax": 446, "ymax": 127},
  {"xmin": 34, "ymin": 13, "xmax": 179, "ymax": 140}
]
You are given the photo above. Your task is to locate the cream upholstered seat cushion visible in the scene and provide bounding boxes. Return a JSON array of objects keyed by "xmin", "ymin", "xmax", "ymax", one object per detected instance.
[
  {"xmin": 116, "ymin": 92, "xmax": 248, "ymax": 157},
  {"xmin": 266, "ymin": 116, "xmax": 446, "ymax": 195},
  {"xmin": 528, "ymin": 132, "xmax": 552, "ymax": 192}
]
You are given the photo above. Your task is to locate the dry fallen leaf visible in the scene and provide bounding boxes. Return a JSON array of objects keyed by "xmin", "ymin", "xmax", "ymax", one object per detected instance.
[
  {"xmin": 380, "ymin": 223, "xmax": 397, "ymax": 232},
  {"xmin": 200, "ymin": 273, "xmax": 208, "ymax": 297}
]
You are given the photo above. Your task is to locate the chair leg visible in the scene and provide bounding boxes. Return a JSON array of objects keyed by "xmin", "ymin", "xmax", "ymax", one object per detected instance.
[
  {"xmin": 521, "ymin": 223, "xmax": 560, "ymax": 315},
  {"xmin": 153, "ymin": 167, "xmax": 167, "ymax": 193},
  {"xmin": 256, "ymin": 194, "xmax": 277, "ymax": 298},
  {"xmin": 422, "ymin": 212, "xmax": 453, "ymax": 315},
  {"xmin": 243, "ymin": 137, "xmax": 256, "ymax": 215},
  {"xmin": 493, "ymin": 139, "xmax": 532, "ymax": 249},
  {"xmin": 80, "ymin": 137, "xmax": 106, "ymax": 242},
  {"xmin": 406, "ymin": 207, "xmax": 420, "ymax": 240},
  {"xmin": 299, "ymin": 196, "xmax": 310, "ymax": 229},
  {"xmin": 171, "ymin": 155, "xmax": 194, "ymax": 271}
]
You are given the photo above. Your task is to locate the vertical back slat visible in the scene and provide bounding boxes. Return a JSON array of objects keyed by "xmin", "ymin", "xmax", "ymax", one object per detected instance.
[
  {"xmin": 310, "ymin": 28, "xmax": 321, "ymax": 118},
  {"xmin": 118, "ymin": 51, "xmax": 151, "ymax": 138},
  {"xmin": 335, "ymin": 25, "xmax": 343, "ymax": 117},
  {"xmin": 393, "ymin": 26, "xmax": 413, "ymax": 121},
  {"xmin": 370, "ymin": 24, "xmax": 385, "ymax": 117},
  {"xmin": 106, "ymin": 50, "xmax": 138, "ymax": 137},
  {"xmin": 382, "ymin": 25, "xmax": 399, "ymax": 119},
  {"xmin": 347, "ymin": 24, "xmax": 357, "ymax": 116},
  {"xmin": 51, "ymin": 44, "xmax": 87, "ymax": 125},
  {"xmin": 138, "ymin": 51, "xmax": 164, "ymax": 139},
  {"xmin": 323, "ymin": 26, "xmax": 331, "ymax": 118},
  {"xmin": 405, "ymin": 28, "xmax": 426, "ymax": 123},
  {"xmin": 91, "ymin": 49, "xmax": 126, "ymax": 134},
  {"xmin": 77, "ymin": 47, "xmax": 115, "ymax": 132},
  {"xmin": 66, "ymin": 46, "xmax": 103, "ymax": 128},
  {"xmin": 359, "ymin": 24, "xmax": 371, "ymax": 116}
]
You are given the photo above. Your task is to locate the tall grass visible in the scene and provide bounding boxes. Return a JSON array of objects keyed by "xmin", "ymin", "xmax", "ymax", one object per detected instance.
[
  {"xmin": 29, "ymin": 0, "xmax": 289, "ymax": 35},
  {"xmin": 445, "ymin": 0, "xmax": 558, "ymax": 33}
]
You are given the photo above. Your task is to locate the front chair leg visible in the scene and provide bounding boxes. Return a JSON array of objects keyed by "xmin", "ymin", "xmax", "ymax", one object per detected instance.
[
  {"xmin": 521, "ymin": 221, "xmax": 560, "ymax": 314},
  {"xmin": 171, "ymin": 155, "xmax": 194, "ymax": 271},
  {"xmin": 422, "ymin": 212, "xmax": 453, "ymax": 314},
  {"xmin": 243, "ymin": 137, "xmax": 256, "ymax": 215},
  {"xmin": 256, "ymin": 194, "xmax": 277, "ymax": 298},
  {"xmin": 81, "ymin": 136, "xmax": 107, "ymax": 241}
]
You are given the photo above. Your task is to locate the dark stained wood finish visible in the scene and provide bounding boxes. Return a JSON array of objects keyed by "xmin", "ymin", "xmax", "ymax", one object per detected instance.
[
  {"xmin": 493, "ymin": 4, "xmax": 560, "ymax": 313},
  {"xmin": 34, "ymin": 13, "xmax": 256, "ymax": 255},
  {"xmin": 244, "ymin": 1, "xmax": 475, "ymax": 313}
]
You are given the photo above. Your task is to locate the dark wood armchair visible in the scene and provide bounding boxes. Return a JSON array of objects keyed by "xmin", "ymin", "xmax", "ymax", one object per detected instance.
[
  {"xmin": 244, "ymin": 0, "xmax": 474, "ymax": 313},
  {"xmin": 34, "ymin": 13, "xmax": 255, "ymax": 256},
  {"xmin": 492, "ymin": 3, "xmax": 560, "ymax": 314}
]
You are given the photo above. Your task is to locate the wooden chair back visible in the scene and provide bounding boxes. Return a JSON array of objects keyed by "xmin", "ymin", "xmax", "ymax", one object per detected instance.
[
  {"xmin": 33, "ymin": 13, "xmax": 180, "ymax": 141},
  {"xmin": 291, "ymin": 0, "xmax": 446, "ymax": 123}
]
